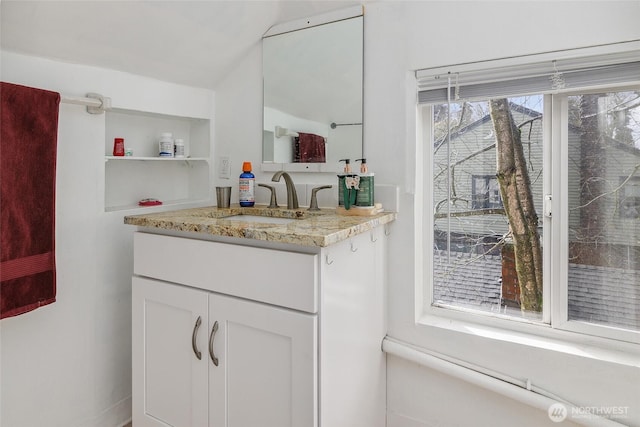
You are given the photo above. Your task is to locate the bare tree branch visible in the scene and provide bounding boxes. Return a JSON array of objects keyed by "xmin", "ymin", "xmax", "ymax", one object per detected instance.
[
  {"xmin": 436, "ymin": 232, "xmax": 511, "ymax": 280},
  {"xmin": 434, "ymin": 116, "xmax": 542, "ymax": 185},
  {"xmin": 571, "ymin": 163, "xmax": 640, "ymax": 211},
  {"xmin": 434, "ymin": 143, "xmax": 496, "ymax": 181},
  {"xmin": 434, "ymin": 197, "xmax": 470, "ymax": 213},
  {"xmin": 434, "ymin": 208, "xmax": 506, "ymax": 219}
]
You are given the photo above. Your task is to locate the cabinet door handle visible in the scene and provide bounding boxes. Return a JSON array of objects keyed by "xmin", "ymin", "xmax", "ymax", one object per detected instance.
[
  {"xmin": 209, "ymin": 320, "xmax": 219, "ymax": 366},
  {"xmin": 192, "ymin": 316, "xmax": 202, "ymax": 360}
]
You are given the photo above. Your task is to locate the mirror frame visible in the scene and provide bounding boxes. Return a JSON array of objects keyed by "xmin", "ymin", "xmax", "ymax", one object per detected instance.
[{"xmin": 261, "ymin": 6, "xmax": 364, "ymax": 173}]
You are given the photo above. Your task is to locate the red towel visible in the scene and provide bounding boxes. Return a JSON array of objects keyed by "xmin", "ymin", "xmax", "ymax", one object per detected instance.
[
  {"xmin": 294, "ymin": 133, "xmax": 326, "ymax": 163},
  {"xmin": 1, "ymin": 82, "xmax": 60, "ymax": 319}
]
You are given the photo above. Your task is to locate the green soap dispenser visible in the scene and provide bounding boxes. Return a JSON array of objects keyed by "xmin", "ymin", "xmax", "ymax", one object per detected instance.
[
  {"xmin": 338, "ymin": 159, "xmax": 353, "ymax": 206},
  {"xmin": 355, "ymin": 158, "xmax": 374, "ymax": 207}
]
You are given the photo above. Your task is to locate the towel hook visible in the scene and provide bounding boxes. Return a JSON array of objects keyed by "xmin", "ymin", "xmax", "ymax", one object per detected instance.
[
  {"xmin": 370, "ymin": 231, "xmax": 378, "ymax": 243},
  {"xmin": 384, "ymin": 224, "xmax": 391, "ymax": 236},
  {"xmin": 350, "ymin": 241, "xmax": 358, "ymax": 252},
  {"xmin": 326, "ymin": 254, "xmax": 334, "ymax": 265}
]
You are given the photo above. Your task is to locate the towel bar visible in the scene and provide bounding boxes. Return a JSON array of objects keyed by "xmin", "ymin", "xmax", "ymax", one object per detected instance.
[{"xmin": 61, "ymin": 92, "xmax": 111, "ymax": 114}]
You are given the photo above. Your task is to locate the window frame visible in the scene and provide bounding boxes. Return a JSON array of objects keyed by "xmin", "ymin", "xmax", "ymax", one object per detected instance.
[{"xmin": 419, "ymin": 85, "xmax": 640, "ymax": 346}]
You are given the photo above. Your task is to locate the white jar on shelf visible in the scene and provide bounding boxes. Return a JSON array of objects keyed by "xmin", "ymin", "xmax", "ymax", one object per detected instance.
[
  {"xmin": 158, "ymin": 132, "xmax": 174, "ymax": 157},
  {"xmin": 174, "ymin": 139, "xmax": 185, "ymax": 158}
]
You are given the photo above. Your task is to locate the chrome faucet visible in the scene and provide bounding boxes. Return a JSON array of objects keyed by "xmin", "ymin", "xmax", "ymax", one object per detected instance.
[{"xmin": 271, "ymin": 171, "xmax": 299, "ymax": 209}]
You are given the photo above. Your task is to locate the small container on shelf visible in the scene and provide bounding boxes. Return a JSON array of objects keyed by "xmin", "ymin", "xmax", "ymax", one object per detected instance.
[
  {"xmin": 113, "ymin": 137, "xmax": 125, "ymax": 156},
  {"xmin": 158, "ymin": 132, "xmax": 174, "ymax": 157},
  {"xmin": 174, "ymin": 139, "xmax": 185, "ymax": 158}
]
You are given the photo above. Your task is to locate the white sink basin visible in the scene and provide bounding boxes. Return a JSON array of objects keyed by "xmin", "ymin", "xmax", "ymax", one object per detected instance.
[{"xmin": 222, "ymin": 215, "xmax": 296, "ymax": 225}]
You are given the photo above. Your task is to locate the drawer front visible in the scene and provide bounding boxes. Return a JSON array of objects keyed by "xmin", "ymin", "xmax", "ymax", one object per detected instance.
[{"xmin": 133, "ymin": 232, "xmax": 318, "ymax": 313}]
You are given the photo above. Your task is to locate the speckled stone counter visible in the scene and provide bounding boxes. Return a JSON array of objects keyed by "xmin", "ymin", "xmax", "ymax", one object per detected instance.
[{"xmin": 124, "ymin": 204, "xmax": 396, "ymax": 247}]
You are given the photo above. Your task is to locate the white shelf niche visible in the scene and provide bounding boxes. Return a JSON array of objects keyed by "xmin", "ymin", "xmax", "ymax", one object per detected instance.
[{"xmin": 105, "ymin": 108, "xmax": 211, "ymax": 212}]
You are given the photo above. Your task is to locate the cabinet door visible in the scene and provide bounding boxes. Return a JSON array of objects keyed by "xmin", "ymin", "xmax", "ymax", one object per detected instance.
[
  {"xmin": 132, "ymin": 277, "xmax": 209, "ymax": 427},
  {"xmin": 209, "ymin": 293, "xmax": 317, "ymax": 427}
]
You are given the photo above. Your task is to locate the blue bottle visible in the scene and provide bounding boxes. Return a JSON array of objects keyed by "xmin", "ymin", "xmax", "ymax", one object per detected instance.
[{"xmin": 239, "ymin": 161, "xmax": 255, "ymax": 207}]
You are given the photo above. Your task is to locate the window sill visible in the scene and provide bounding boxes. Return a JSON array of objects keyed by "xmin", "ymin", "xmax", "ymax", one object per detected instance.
[{"xmin": 417, "ymin": 311, "xmax": 640, "ymax": 369}]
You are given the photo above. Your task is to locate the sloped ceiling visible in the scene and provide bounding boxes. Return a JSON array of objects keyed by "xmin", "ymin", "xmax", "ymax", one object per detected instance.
[{"xmin": 0, "ymin": 0, "xmax": 362, "ymax": 90}]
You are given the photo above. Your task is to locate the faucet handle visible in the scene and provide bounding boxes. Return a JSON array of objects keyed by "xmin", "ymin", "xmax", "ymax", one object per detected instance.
[
  {"xmin": 258, "ymin": 184, "xmax": 279, "ymax": 208},
  {"xmin": 308, "ymin": 185, "xmax": 333, "ymax": 211}
]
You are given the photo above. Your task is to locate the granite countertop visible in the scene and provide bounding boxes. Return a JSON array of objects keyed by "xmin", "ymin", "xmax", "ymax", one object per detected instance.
[{"xmin": 124, "ymin": 204, "xmax": 396, "ymax": 247}]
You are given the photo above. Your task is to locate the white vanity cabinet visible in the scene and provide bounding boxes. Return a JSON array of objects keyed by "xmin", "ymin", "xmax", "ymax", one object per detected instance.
[
  {"xmin": 132, "ymin": 226, "xmax": 387, "ymax": 427},
  {"xmin": 132, "ymin": 276, "xmax": 316, "ymax": 427},
  {"xmin": 132, "ymin": 277, "xmax": 209, "ymax": 427}
]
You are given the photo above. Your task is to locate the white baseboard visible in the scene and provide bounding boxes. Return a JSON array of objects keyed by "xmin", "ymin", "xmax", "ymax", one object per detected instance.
[
  {"xmin": 387, "ymin": 411, "xmax": 436, "ymax": 427},
  {"xmin": 78, "ymin": 396, "xmax": 132, "ymax": 427}
]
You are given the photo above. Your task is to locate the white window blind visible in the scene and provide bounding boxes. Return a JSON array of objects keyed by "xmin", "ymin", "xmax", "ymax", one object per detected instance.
[{"xmin": 417, "ymin": 47, "xmax": 640, "ymax": 104}]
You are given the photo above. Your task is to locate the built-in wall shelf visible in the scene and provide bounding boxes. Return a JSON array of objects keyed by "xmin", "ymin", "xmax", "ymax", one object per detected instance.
[
  {"xmin": 105, "ymin": 198, "xmax": 211, "ymax": 213},
  {"xmin": 104, "ymin": 108, "xmax": 212, "ymax": 212},
  {"xmin": 105, "ymin": 156, "xmax": 210, "ymax": 162}
]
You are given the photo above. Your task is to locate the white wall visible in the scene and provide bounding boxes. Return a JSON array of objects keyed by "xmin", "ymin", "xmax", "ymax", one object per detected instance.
[
  {"xmin": 214, "ymin": 2, "xmax": 640, "ymax": 427},
  {"xmin": 362, "ymin": 2, "xmax": 640, "ymax": 427},
  {"xmin": 0, "ymin": 51, "xmax": 214, "ymax": 427}
]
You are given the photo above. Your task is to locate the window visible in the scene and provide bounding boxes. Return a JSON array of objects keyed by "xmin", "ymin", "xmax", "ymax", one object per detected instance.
[
  {"xmin": 565, "ymin": 91, "xmax": 640, "ymax": 332},
  {"xmin": 430, "ymin": 96, "xmax": 544, "ymax": 320},
  {"xmin": 619, "ymin": 176, "xmax": 640, "ymax": 219},
  {"xmin": 472, "ymin": 175, "xmax": 502, "ymax": 210},
  {"xmin": 418, "ymin": 48, "xmax": 640, "ymax": 342}
]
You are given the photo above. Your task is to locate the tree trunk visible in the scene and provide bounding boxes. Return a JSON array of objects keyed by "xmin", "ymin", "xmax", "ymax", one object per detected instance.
[
  {"xmin": 490, "ymin": 99, "xmax": 543, "ymax": 312},
  {"xmin": 576, "ymin": 94, "xmax": 607, "ymax": 265}
]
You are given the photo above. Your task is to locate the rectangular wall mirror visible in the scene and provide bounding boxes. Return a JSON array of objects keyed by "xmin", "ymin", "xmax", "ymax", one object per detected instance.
[{"xmin": 262, "ymin": 8, "xmax": 363, "ymax": 172}]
